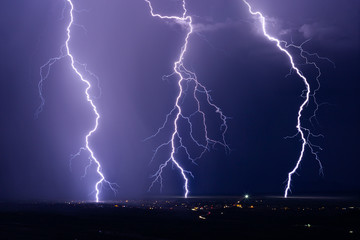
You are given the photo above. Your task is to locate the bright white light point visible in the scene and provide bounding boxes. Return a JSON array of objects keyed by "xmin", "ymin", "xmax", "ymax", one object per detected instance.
[{"xmin": 245, "ymin": 194, "xmax": 249, "ymax": 199}]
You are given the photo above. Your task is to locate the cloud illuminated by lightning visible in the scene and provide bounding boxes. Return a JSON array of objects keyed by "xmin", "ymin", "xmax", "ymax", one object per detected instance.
[
  {"xmin": 35, "ymin": 0, "xmax": 118, "ymax": 202},
  {"xmin": 144, "ymin": 0, "xmax": 229, "ymax": 198},
  {"xmin": 242, "ymin": 0, "xmax": 333, "ymax": 197}
]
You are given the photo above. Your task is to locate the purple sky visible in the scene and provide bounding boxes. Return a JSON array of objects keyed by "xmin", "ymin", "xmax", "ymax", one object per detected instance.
[{"xmin": 0, "ymin": 0, "xmax": 359, "ymax": 201}]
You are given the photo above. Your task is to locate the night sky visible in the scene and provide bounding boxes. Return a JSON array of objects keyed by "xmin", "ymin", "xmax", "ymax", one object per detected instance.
[{"xmin": 0, "ymin": 0, "xmax": 359, "ymax": 201}]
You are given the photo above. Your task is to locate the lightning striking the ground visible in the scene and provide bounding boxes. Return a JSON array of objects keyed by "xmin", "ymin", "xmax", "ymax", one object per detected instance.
[
  {"xmin": 242, "ymin": 0, "xmax": 333, "ymax": 197},
  {"xmin": 145, "ymin": 0, "xmax": 229, "ymax": 198},
  {"xmin": 36, "ymin": 0, "xmax": 117, "ymax": 202}
]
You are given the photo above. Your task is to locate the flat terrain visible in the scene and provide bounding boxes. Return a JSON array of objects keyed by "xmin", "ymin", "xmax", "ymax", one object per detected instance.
[{"xmin": 0, "ymin": 197, "xmax": 359, "ymax": 239}]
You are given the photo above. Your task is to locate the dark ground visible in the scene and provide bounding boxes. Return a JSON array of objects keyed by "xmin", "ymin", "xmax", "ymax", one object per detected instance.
[{"xmin": 0, "ymin": 196, "xmax": 359, "ymax": 240}]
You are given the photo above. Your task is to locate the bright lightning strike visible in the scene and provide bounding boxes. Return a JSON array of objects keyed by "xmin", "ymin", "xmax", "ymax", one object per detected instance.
[
  {"xmin": 36, "ymin": 0, "xmax": 118, "ymax": 202},
  {"xmin": 242, "ymin": 0, "xmax": 333, "ymax": 198},
  {"xmin": 145, "ymin": 0, "xmax": 229, "ymax": 198}
]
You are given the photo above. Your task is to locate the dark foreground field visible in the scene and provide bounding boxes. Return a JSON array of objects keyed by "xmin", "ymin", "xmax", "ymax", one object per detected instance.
[{"xmin": 0, "ymin": 197, "xmax": 359, "ymax": 239}]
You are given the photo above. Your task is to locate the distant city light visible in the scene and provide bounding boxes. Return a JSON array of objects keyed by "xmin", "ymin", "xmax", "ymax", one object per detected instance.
[{"xmin": 244, "ymin": 194, "xmax": 249, "ymax": 199}]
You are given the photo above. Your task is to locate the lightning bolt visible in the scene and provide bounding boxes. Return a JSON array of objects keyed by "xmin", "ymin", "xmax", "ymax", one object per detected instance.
[
  {"xmin": 145, "ymin": 0, "xmax": 229, "ymax": 198},
  {"xmin": 242, "ymin": 0, "xmax": 333, "ymax": 197},
  {"xmin": 36, "ymin": 0, "xmax": 118, "ymax": 202}
]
